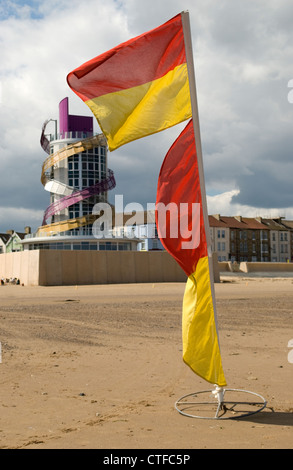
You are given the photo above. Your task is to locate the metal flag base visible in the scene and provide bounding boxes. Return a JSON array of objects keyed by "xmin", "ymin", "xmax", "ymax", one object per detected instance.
[{"xmin": 175, "ymin": 385, "xmax": 267, "ymax": 420}]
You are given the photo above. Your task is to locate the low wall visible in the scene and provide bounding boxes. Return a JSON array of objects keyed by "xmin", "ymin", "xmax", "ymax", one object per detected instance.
[
  {"xmin": 0, "ymin": 251, "xmax": 40, "ymax": 286},
  {"xmin": 240, "ymin": 261, "xmax": 293, "ymax": 273},
  {"xmin": 38, "ymin": 250, "xmax": 188, "ymax": 286},
  {"xmin": 0, "ymin": 250, "xmax": 221, "ymax": 286},
  {"xmin": 218, "ymin": 261, "xmax": 231, "ymax": 272}
]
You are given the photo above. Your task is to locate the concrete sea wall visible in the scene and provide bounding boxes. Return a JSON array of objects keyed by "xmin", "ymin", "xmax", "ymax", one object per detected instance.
[
  {"xmin": 3, "ymin": 251, "xmax": 291, "ymax": 286},
  {"xmin": 239, "ymin": 261, "xmax": 293, "ymax": 273},
  {"xmin": 219, "ymin": 260, "xmax": 293, "ymax": 274},
  {"xmin": 0, "ymin": 250, "xmax": 221, "ymax": 286}
]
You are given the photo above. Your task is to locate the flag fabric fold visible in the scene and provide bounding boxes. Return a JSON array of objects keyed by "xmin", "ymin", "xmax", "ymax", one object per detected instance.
[
  {"xmin": 67, "ymin": 13, "xmax": 191, "ymax": 151},
  {"xmin": 156, "ymin": 120, "xmax": 227, "ymax": 387}
]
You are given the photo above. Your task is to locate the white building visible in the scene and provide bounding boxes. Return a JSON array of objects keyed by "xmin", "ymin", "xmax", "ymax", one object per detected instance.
[
  {"xmin": 209, "ymin": 215, "xmax": 230, "ymax": 261},
  {"xmin": 22, "ymin": 98, "xmax": 139, "ymax": 252}
]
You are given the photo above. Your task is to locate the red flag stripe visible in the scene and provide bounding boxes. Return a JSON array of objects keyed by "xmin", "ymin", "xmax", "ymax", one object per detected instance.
[
  {"xmin": 67, "ymin": 14, "xmax": 186, "ymax": 101},
  {"xmin": 155, "ymin": 119, "xmax": 207, "ymax": 276}
]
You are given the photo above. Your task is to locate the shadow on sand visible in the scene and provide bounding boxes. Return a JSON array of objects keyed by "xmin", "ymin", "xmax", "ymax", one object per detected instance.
[{"xmin": 241, "ymin": 408, "xmax": 293, "ymax": 426}]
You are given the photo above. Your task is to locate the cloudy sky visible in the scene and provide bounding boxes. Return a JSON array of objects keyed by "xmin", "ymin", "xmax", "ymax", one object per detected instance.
[{"xmin": 1, "ymin": 0, "xmax": 293, "ymax": 233}]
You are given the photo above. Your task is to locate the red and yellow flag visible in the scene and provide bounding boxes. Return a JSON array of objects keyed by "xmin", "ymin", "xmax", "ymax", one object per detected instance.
[
  {"xmin": 67, "ymin": 14, "xmax": 191, "ymax": 151},
  {"xmin": 67, "ymin": 12, "xmax": 226, "ymax": 387},
  {"xmin": 156, "ymin": 120, "xmax": 227, "ymax": 387}
]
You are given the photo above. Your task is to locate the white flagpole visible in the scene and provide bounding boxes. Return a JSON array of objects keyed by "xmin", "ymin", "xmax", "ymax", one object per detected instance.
[{"xmin": 181, "ymin": 10, "xmax": 221, "ymax": 347}]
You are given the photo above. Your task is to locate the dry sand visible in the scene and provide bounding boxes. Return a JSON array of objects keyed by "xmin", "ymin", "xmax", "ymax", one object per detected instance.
[{"xmin": 0, "ymin": 276, "xmax": 292, "ymax": 449}]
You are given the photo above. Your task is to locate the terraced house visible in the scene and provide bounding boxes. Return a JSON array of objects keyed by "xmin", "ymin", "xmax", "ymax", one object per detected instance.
[
  {"xmin": 210, "ymin": 215, "xmax": 293, "ymax": 263},
  {"xmin": 210, "ymin": 215, "xmax": 271, "ymax": 262},
  {"xmin": 281, "ymin": 219, "xmax": 293, "ymax": 262},
  {"xmin": 260, "ymin": 218, "xmax": 291, "ymax": 263}
]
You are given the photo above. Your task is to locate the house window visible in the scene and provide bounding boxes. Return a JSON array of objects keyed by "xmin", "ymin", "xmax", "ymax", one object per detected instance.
[{"xmin": 152, "ymin": 239, "xmax": 159, "ymax": 249}]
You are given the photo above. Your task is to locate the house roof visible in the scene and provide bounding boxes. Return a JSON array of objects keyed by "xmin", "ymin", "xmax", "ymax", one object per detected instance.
[
  {"xmin": 0, "ymin": 233, "xmax": 11, "ymax": 244},
  {"xmin": 261, "ymin": 218, "xmax": 289, "ymax": 231},
  {"xmin": 241, "ymin": 217, "xmax": 269, "ymax": 230},
  {"xmin": 220, "ymin": 216, "xmax": 267, "ymax": 229},
  {"xmin": 208, "ymin": 215, "xmax": 229, "ymax": 228},
  {"xmin": 209, "ymin": 215, "xmax": 269, "ymax": 230},
  {"xmin": 279, "ymin": 219, "xmax": 293, "ymax": 230},
  {"xmin": 4, "ymin": 232, "xmax": 26, "ymax": 244},
  {"xmin": 14, "ymin": 232, "xmax": 26, "ymax": 240}
]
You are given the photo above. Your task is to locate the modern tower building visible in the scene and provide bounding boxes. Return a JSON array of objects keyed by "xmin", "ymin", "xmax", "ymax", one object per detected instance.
[{"xmin": 22, "ymin": 98, "xmax": 139, "ymax": 251}]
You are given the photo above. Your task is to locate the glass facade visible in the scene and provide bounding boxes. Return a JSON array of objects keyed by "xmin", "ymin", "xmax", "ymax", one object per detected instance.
[
  {"xmin": 28, "ymin": 241, "xmax": 132, "ymax": 251},
  {"xmin": 68, "ymin": 146, "xmax": 106, "ymax": 190},
  {"xmin": 65, "ymin": 146, "xmax": 108, "ymax": 236}
]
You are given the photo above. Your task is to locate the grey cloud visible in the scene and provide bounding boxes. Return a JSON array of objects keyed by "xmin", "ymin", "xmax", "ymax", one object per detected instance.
[
  {"xmin": 1, "ymin": 0, "xmax": 293, "ymax": 231},
  {"xmin": 232, "ymin": 169, "xmax": 293, "ymax": 209}
]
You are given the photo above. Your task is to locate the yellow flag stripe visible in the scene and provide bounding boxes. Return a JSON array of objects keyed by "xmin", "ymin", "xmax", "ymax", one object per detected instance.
[
  {"xmin": 85, "ymin": 63, "xmax": 191, "ymax": 151},
  {"xmin": 182, "ymin": 256, "xmax": 227, "ymax": 387}
]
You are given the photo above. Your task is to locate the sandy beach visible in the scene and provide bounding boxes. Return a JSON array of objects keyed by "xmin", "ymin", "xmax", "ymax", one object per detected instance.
[{"xmin": 0, "ymin": 276, "xmax": 292, "ymax": 449}]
